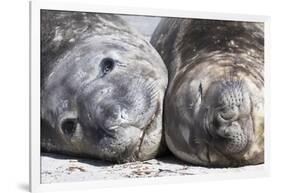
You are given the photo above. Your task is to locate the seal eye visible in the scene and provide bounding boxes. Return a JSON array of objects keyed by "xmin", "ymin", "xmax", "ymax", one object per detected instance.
[
  {"xmin": 61, "ymin": 118, "xmax": 77, "ymax": 137},
  {"xmin": 101, "ymin": 57, "xmax": 115, "ymax": 75}
]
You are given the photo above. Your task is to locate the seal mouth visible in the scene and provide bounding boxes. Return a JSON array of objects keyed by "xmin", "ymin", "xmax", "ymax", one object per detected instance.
[{"xmin": 98, "ymin": 124, "xmax": 140, "ymax": 139}]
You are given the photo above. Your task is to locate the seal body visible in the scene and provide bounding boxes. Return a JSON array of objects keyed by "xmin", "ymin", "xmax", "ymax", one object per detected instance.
[
  {"xmin": 151, "ymin": 18, "xmax": 264, "ymax": 167},
  {"xmin": 41, "ymin": 10, "xmax": 168, "ymax": 163}
]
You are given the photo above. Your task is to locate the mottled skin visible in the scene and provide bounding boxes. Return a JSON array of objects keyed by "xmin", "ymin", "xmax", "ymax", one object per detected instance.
[
  {"xmin": 41, "ymin": 10, "xmax": 168, "ymax": 163},
  {"xmin": 151, "ymin": 18, "xmax": 264, "ymax": 167}
]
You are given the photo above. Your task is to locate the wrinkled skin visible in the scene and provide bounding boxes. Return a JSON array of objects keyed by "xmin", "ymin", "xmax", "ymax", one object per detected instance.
[
  {"xmin": 151, "ymin": 18, "xmax": 264, "ymax": 167},
  {"xmin": 41, "ymin": 10, "xmax": 168, "ymax": 163}
]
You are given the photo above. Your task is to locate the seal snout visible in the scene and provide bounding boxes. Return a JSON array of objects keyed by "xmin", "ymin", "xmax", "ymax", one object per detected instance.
[
  {"xmin": 206, "ymin": 80, "xmax": 253, "ymax": 155},
  {"xmin": 76, "ymin": 75, "xmax": 159, "ymax": 136},
  {"xmin": 97, "ymin": 103, "xmax": 133, "ymax": 131}
]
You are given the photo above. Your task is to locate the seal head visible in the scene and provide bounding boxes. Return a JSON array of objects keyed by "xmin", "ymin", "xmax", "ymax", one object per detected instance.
[
  {"xmin": 151, "ymin": 18, "xmax": 264, "ymax": 167},
  {"xmin": 41, "ymin": 10, "xmax": 168, "ymax": 163}
]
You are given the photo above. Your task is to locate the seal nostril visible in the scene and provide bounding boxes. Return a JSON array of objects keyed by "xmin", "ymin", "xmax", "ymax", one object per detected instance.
[
  {"xmin": 120, "ymin": 109, "xmax": 128, "ymax": 120},
  {"xmin": 61, "ymin": 118, "xmax": 77, "ymax": 137},
  {"xmin": 220, "ymin": 113, "xmax": 233, "ymax": 121}
]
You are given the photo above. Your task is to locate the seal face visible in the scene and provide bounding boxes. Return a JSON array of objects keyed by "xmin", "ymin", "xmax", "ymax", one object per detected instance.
[
  {"xmin": 151, "ymin": 18, "xmax": 264, "ymax": 167},
  {"xmin": 41, "ymin": 10, "xmax": 168, "ymax": 163}
]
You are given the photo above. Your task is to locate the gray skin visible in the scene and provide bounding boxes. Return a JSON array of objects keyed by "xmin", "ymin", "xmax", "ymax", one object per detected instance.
[
  {"xmin": 151, "ymin": 18, "xmax": 264, "ymax": 167},
  {"xmin": 41, "ymin": 10, "xmax": 168, "ymax": 163}
]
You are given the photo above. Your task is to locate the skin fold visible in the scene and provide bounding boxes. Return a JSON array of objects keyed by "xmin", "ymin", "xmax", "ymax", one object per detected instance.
[
  {"xmin": 151, "ymin": 18, "xmax": 264, "ymax": 167},
  {"xmin": 41, "ymin": 10, "xmax": 168, "ymax": 163}
]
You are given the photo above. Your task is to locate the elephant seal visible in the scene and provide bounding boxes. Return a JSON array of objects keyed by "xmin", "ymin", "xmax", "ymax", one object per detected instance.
[
  {"xmin": 41, "ymin": 10, "xmax": 168, "ymax": 163},
  {"xmin": 151, "ymin": 18, "xmax": 264, "ymax": 167}
]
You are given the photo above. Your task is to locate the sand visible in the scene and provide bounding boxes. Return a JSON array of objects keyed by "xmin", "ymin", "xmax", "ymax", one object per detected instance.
[{"xmin": 41, "ymin": 153, "xmax": 264, "ymax": 184}]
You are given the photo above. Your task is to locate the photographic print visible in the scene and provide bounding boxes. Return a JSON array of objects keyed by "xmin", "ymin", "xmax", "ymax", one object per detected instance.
[{"xmin": 30, "ymin": 2, "xmax": 268, "ymax": 191}]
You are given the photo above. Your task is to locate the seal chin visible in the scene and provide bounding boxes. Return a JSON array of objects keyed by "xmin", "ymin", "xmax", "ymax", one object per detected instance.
[{"xmin": 95, "ymin": 126, "xmax": 147, "ymax": 163}]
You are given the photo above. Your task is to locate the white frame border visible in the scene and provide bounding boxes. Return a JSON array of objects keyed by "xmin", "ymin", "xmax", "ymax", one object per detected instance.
[{"xmin": 30, "ymin": 0, "xmax": 271, "ymax": 192}]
